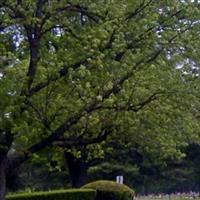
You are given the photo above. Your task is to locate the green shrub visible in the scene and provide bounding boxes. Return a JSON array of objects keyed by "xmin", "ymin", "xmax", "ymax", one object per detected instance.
[
  {"xmin": 6, "ymin": 189, "xmax": 96, "ymax": 200},
  {"xmin": 82, "ymin": 180, "xmax": 135, "ymax": 200}
]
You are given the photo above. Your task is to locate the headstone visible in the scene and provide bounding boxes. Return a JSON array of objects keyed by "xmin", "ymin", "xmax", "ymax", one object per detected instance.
[{"xmin": 116, "ymin": 175, "xmax": 123, "ymax": 184}]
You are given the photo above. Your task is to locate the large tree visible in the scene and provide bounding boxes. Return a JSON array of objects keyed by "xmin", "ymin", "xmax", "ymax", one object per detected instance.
[{"xmin": 0, "ymin": 0, "xmax": 200, "ymax": 199}]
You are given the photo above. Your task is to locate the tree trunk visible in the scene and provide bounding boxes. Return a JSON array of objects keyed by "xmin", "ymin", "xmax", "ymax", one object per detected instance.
[
  {"xmin": 0, "ymin": 155, "xmax": 7, "ymax": 200},
  {"xmin": 64, "ymin": 152, "xmax": 88, "ymax": 188}
]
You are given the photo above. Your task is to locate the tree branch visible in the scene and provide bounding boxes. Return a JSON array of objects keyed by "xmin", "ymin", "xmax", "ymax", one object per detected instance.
[
  {"xmin": 53, "ymin": 125, "xmax": 113, "ymax": 148},
  {"xmin": 101, "ymin": 92, "xmax": 161, "ymax": 112},
  {"xmin": 126, "ymin": 0, "xmax": 154, "ymax": 20},
  {"xmin": 56, "ymin": 3, "xmax": 103, "ymax": 23}
]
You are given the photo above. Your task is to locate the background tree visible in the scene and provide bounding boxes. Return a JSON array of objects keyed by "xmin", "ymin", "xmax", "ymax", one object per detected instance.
[{"xmin": 1, "ymin": 1, "xmax": 200, "ymax": 199}]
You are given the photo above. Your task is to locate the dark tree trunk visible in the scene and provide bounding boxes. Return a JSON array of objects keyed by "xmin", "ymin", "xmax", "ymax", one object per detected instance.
[
  {"xmin": 0, "ymin": 155, "xmax": 7, "ymax": 200},
  {"xmin": 0, "ymin": 130, "xmax": 13, "ymax": 200},
  {"xmin": 64, "ymin": 152, "xmax": 88, "ymax": 188}
]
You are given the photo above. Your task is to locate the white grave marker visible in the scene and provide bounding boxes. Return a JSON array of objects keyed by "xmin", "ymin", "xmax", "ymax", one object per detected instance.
[{"xmin": 116, "ymin": 176, "xmax": 123, "ymax": 184}]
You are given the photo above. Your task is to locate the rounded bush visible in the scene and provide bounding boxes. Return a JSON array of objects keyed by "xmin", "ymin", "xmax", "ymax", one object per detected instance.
[{"xmin": 82, "ymin": 180, "xmax": 135, "ymax": 200}]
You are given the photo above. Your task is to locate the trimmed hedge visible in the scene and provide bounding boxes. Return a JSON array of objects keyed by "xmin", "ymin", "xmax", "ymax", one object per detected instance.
[
  {"xmin": 82, "ymin": 180, "xmax": 135, "ymax": 200},
  {"xmin": 6, "ymin": 189, "xmax": 96, "ymax": 200}
]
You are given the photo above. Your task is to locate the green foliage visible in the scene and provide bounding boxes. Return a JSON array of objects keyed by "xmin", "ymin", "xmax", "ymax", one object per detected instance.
[
  {"xmin": 82, "ymin": 180, "xmax": 135, "ymax": 200},
  {"xmin": 6, "ymin": 189, "xmax": 96, "ymax": 200},
  {"xmin": 1, "ymin": 0, "xmax": 200, "ymax": 194},
  {"xmin": 1, "ymin": 0, "xmax": 199, "ymax": 161}
]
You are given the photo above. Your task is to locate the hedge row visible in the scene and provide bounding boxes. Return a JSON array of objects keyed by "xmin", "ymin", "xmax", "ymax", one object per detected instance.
[
  {"xmin": 6, "ymin": 189, "xmax": 96, "ymax": 200},
  {"xmin": 6, "ymin": 181, "xmax": 135, "ymax": 200}
]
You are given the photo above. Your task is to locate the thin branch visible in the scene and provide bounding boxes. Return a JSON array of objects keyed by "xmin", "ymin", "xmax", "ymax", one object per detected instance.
[
  {"xmin": 57, "ymin": 3, "xmax": 103, "ymax": 23},
  {"xmin": 126, "ymin": 0, "xmax": 154, "ymax": 20},
  {"xmin": 101, "ymin": 92, "xmax": 162, "ymax": 112},
  {"xmin": 53, "ymin": 125, "xmax": 113, "ymax": 148},
  {"xmin": 26, "ymin": 99, "xmax": 51, "ymax": 131}
]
